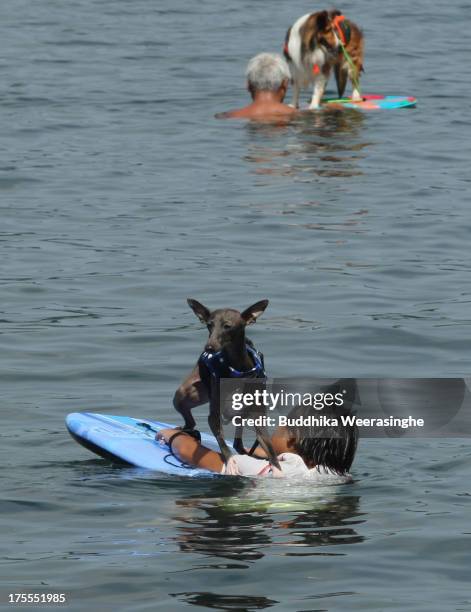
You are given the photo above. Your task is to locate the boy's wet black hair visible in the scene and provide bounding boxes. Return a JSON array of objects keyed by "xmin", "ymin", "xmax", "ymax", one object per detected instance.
[{"xmin": 286, "ymin": 404, "xmax": 359, "ymax": 474}]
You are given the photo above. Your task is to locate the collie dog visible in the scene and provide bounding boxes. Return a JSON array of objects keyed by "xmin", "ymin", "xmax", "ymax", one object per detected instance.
[{"xmin": 284, "ymin": 9, "xmax": 364, "ymax": 109}]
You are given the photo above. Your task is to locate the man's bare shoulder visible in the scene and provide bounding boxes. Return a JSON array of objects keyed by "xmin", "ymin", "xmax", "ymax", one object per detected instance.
[
  {"xmin": 215, "ymin": 104, "xmax": 299, "ymax": 120},
  {"xmin": 215, "ymin": 107, "xmax": 252, "ymax": 120}
]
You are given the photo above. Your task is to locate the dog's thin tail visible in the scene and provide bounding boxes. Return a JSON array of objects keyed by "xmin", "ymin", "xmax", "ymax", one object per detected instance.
[{"xmin": 334, "ymin": 64, "xmax": 348, "ymax": 98}]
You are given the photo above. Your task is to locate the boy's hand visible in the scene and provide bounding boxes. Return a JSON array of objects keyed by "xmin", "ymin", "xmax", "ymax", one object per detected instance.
[
  {"xmin": 155, "ymin": 428, "xmax": 178, "ymax": 443},
  {"xmin": 155, "ymin": 428, "xmax": 201, "ymax": 444}
]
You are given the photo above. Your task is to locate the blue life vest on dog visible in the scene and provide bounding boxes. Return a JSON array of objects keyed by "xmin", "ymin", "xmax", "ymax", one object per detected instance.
[{"xmin": 198, "ymin": 343, "xmax": 265, "ymax": 386}]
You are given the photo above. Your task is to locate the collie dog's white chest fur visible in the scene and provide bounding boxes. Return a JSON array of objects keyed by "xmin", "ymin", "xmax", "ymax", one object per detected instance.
[{"xmin": 287, "ymin": 13, "xmax": 328, "ymax": 84}]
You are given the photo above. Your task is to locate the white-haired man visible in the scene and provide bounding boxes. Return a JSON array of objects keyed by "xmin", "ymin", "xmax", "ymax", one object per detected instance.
[{"xmin": 217, "ymin": 53, "xmax": 298, "ymax": 120}]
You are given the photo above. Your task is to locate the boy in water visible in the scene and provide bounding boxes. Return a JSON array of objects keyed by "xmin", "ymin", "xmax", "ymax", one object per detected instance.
[{"xmin": 156, "ymin": 405, "xmax": 358, "ymax": 481}]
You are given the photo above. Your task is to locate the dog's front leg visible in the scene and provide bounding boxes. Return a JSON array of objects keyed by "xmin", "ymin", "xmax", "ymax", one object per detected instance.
[
  {"xmin": 254, "ymin": 425, "xmax": 281, "ymax": 470},
  {"xmin": 309, "ymin": 67, "xmax": 330, "ymax": 110},
  {"xmin": 232, "ymin": 424, "xmax": 246, "ymax": 455},
  {"xmin": 208, "ymin": 380, "xmax": 233, "ymax": 464},
  {"xmin": 173, "ymin": 395, "xmax": 196, "ymax": 430},
  {"xmin": 173, "ymin": 364, "xmax": 209, "ymax": 430}
]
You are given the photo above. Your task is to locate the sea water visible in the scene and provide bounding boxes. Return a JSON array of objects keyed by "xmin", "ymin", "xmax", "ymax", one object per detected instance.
[{"xmin": 1, "ymin": 0, "xmax": 471, "ymax": 610}]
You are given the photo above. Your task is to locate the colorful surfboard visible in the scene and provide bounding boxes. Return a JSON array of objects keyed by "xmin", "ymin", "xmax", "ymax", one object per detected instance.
[{"xmin": 323, "ymin": 94, "xmax": 417, "ymax": 110}]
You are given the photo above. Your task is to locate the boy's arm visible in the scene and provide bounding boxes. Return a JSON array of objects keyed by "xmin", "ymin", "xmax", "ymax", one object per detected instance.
[{"xmin": 157, "ymin": 429, "xmax": 224, "ymax": 473}]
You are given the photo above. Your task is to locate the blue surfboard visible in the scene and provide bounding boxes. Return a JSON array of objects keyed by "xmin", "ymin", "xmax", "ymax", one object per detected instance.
[{"xmin": 66, "ymin": 412, "xmax": 225, "ymax": 476}]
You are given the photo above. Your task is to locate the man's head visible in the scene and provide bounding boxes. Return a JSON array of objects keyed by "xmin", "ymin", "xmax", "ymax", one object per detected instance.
[{"xmin": 245, "ymin": 53, "xmax": 291, "ymax": 100}]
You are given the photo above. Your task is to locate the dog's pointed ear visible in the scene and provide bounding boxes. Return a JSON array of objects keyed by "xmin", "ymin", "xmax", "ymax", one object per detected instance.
[
  {"xmin": 316, "ymin": 10, "xmax": 329, "ymax": 31},
  {"xmin": 241, "ymin": 299, "xmax": 269, "ymax": 325},
  {"xmin": 187, "ymin": 299, "xmax": 211, "ymax": 324}
]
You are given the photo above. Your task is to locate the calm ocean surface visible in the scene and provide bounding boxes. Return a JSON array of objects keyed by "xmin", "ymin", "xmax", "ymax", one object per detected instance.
[{"xmin": 1, "ymin": 0, "xmax": 471, "ymax": 610}]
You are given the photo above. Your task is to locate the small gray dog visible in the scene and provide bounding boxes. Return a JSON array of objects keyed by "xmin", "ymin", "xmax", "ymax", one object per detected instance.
[{"xmin": 173, "ymin": 299, "xmax": 280, "ymax": 468}]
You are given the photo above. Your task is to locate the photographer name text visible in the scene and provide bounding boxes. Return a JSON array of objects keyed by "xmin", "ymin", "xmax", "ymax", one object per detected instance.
[{"xmin": 231, "ymin": 414, "xmax": 425, "ymax": 429}]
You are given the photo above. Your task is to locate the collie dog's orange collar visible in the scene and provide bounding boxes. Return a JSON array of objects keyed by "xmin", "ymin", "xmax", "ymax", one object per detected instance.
[{"xmin": 332, "ymin": 14, "xmax": 347, "ymax": 45}]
